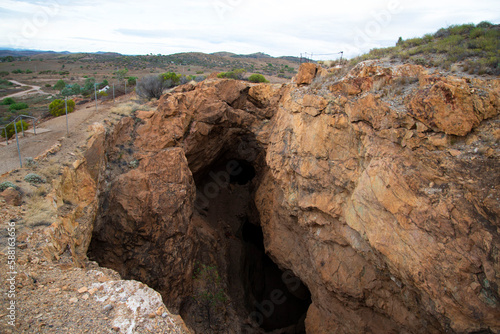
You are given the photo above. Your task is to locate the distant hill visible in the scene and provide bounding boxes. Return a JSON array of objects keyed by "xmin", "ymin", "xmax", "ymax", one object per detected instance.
[
  {"xmin": 0, "ymin": 49, "xmax": 71, "ymax": 58},
  {"xmin": 351, "ymin": 21, "xmax": 500, "ymax": 75},
  {"xmin": 211, "ymin": 51, "xmax": 237, "ymax": 57}
]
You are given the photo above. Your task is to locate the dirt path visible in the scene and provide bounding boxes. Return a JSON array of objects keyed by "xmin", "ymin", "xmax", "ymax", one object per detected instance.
[
  {"xmin": 3, "ymin": 80, "xmax": 50, "ymax": 99},
  {"xmin": 0, "ymin": 93, "xmax": 135, "ymax": 175}
]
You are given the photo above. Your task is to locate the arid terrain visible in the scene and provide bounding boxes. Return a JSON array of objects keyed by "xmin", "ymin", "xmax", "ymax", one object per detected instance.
[{"xmin": 0, "ymin": 22, "xmax": 499, "ymax": 334}]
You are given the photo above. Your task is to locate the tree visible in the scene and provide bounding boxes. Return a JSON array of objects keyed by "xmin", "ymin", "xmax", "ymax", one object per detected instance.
[
  {"xmin": 81, "ymin": 77, "xmax": 96, "ymax": 96},
  {"xmin": 49, "ymin": 99, "xmax": 75, "ymax": 117},
  {"xmin": 116, "ymin": 68, "xmax": 128, "ymax": 82},
  {"xmin": 136, "ymin": 75, "xmax": 164, "ymax": 99},
  {"xmin": 54, "ymin": 79, "xmax": 66, "ymax": 91}
]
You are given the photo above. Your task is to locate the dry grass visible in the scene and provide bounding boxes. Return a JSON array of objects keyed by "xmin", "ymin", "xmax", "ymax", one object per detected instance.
[{"xmin": 23, "ymin": 183, "xmax": 55, "ymax": 228}]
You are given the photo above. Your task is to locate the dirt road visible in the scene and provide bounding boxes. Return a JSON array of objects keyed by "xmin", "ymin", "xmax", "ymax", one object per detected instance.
[{"xmin": 3, "ymin": 80, "xmax": 50, "ymax": 99}]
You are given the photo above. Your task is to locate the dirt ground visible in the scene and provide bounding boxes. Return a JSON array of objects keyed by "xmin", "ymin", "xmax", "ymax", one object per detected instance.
[{"xmin": 0, "ymin": 91, "xmax": 137, "ymax": 176}]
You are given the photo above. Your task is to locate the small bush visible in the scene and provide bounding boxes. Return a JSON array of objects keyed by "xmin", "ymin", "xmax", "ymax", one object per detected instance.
[
  {"xmin": 1, "ymin": 97, "xmax": 15, "ymax": 105},
  {"xmin": 160, "ymin": 72, "xmax": 181, "ymax": 86},
  {"xmin": 136, "ymin": 75, "xmax": 165, "ymax": 99},
  {"xmin": 127, "ymin": 77, "xmax": 137, "ymax": 86},
  {"xmin": 9, "ymin": 102, "xmax": 29, "ymax": 111},
  {"xmin": 24, "ymin": 173, "xmax": 46, "ymax": 184},
  {"xmin": 49, "ymin": 99, "xmax": 75, "ymax": 117},
  {"xmin": 26, "ymin": 69, "xmax": 33, "ymax": 74},
  {"xmin": 1, "ymin": 120, "xmax": 29, "ymax": 139},
  {"xmin": 0, "ymin": 71, "xmax": 9, "ymax": 77},
  {"xmin": 248, "ymin": 74, "xmax": 269, "ymax": 83},
  {"xmin": 12, "ymin": 69, "xmax": 24, "ymax": 74},
  {"xmin": 0, "ymin": 181, "xmax": 18, "ymax": 192},
  {"xmin": 25, "ymin": 157, "xmax": 38, "ymax": 168}
]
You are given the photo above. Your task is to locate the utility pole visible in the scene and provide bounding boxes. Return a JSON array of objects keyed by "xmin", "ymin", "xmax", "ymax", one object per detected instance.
[
  {"xmin": 94, "ymin": 83, "xmax": 98, "ymax": 112},
  {"xmin": 65, "ymin": 97, "xmax": 69, "ymax": 137},
  {"xmin": 14, "ymin": 119, "xmax": 22, "ymax": 168}
]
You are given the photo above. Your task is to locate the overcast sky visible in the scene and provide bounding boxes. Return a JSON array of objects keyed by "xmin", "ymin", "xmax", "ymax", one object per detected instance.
[{"xmin": 0, "ymin": 0, "xmax": 498, "ymax": 59}]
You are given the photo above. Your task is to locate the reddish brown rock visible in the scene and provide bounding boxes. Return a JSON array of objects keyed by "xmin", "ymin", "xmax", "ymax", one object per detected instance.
[
  {"xmin": 46, "ymin": 65, "xmax": 500, "ymax": 334},
  {"xmin": 295, "ymin": 63, "xmax": 319, "ymax": 86},
  {"xmin": 1, "ymin": 187, "xmax": 22, "ymax": 206},
  {"xmin": 407, "ymin": 76, "xmax": 500, "ymax": 136}
]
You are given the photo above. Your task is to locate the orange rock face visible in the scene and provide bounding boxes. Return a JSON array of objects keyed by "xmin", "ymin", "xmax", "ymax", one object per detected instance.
[{"xmin": 49, "ymin": 63, "xmax": 500, "ymax": 333}]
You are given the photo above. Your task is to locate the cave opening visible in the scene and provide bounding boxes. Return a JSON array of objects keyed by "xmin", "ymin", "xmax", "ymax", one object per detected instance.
[
  {"xmin": 87, "ymin": 150, "xmax": 311, "ymax": 333},
  {"xmin": 190, "ymin": 156, "xmax": 312, "ymax": 333}
]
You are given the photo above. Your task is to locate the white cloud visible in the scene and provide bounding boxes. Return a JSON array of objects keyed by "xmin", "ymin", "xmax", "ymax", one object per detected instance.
[{"xmin": 0, "ymin": 0, "xmax": 498, "ymax": 58}]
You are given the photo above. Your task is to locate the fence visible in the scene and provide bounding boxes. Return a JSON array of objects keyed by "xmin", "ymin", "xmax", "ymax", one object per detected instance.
[{"xmin": 0, "ymin": 114, "xmax": 38, "ymax": 168}]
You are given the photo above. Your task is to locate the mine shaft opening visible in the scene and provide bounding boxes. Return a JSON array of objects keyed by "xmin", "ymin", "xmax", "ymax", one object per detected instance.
[{"xmin": 192, "ymin": 157, "xmax": 311, "ymax": 333}]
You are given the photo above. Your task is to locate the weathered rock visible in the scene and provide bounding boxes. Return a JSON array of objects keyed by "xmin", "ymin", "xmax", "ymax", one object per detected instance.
[
  {"xmin": 407, "ymin": 76, "xmax": 500, "ymax": 136},
  {"xmin": 295, "ymin": 63, "xmax": 319, "ymax": 86},
  {"xmin": 0, "ymin": 187, "xmax": 22, "ymax": 206},
  {"xmin": 47, "ymin": 64, "xmax": 500, "ymax": 334},
  {"xmin": 43, "ymin": 124, "xmax": 106, "ymax": 267}
]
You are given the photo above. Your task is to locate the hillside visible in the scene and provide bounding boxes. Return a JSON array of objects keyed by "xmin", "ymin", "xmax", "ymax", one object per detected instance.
[
  {"xmin": 351, "ymin": 21, "xmax": 500, "ymax": 75},
  {"xmin": 0, "ymin": 50, "xmax": 300, "ymax": 128}
]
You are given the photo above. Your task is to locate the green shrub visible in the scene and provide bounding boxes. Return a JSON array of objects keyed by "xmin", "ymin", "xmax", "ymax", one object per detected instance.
[
  {"xmin": 54, "ymin": 79, "xmax": 66, "ymax": 91},
  {"xmin": 49, "ymin": 99, "xmax": 75, "ymax": 117},
  {"xmin": 0, "ymin": 71, "xmax": 9, "ymax": 77},
  {"xmin": 12, "ymin": 69, "xmax": 24, "ymax": 74},
  {"xmin": 81, "ymin": 77, "xmax": 96, "ymax": 96},
  {"xmin": 26, "ymin": 69, "xmax": 33, "ymax": 74},
  {"xmin": 9, "ymin": 102, "xmax": 29, "ymax": 111},
  {"xmin": 217, "ymin": 68, "xmax": 246, "ymax": 80},
  {"xmin": 248, "ymin": 74, "xmax": 269, "ymax": 83},
  {"xmin": 127, "ymin": 77, "xmax": 137, "ymax": 86},
  {"xmin": 160, "ymin": 72, "xmax": 181, "ymax": 87},
  {"xmin": 0, "ymin": 181, "xmax": 18, "ymax": 192},
  {"xmin": 61, "ymin": 83, "xmax": 81, "ymax": 96},
  {"xmin": 1, "ymin": 97, "xmax": 15, "ymax": 105},
  {"xmin": 24, "ymin": 173, "xmax": 46, "ymax": 184},
  {"xmin": 0, "ymin": 120, "xmax": 29, "ymax": 139}
]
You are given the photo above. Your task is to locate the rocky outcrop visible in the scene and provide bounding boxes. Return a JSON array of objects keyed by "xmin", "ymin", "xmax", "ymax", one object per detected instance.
[
  {"xmin": 46, "ymin": 62, "xmax": 500, "ymax": 333},
  {"xmin": 44, "ymin": 123, "xmax": 106, "ymax": 267},
  {"xmin": 259, "ymin": 62, "xmax": 500, "ymax": 333}
]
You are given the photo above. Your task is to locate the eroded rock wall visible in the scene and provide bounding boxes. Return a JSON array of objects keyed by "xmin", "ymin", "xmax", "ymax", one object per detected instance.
[
  {"xmin": 258, "ymin": 63, "xmax": 500, "ymax": 333},
  {"xmin": 46, "ymin": 62, "xmax": 499, "ymax": 333}
]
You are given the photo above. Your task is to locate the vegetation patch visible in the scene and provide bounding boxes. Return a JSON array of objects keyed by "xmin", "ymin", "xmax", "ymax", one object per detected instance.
[
  {"xmin": 248, "ymin": 73, "xmax": 269, "ymax": 83},
  {"xmin": 24, "ymin": 173, "xmax": 46, "ymax": 184},
  {"xmin": 351, "ymin": 22, "xmax": 500, "ymax": 75},
  {"xmin": 49, "ymin": 99, "xmax": 75, "ymax": 117},
  {"xmin": 8, "ymin": 102, "xmax": 29, "ymax": 111},
  {"xmin": 0, "ymin": 181, "xmax": 18, "ymax": 192},
  {"xmin": 1, "ymin": 120, "xmax": 29, "ymax": 139}
]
